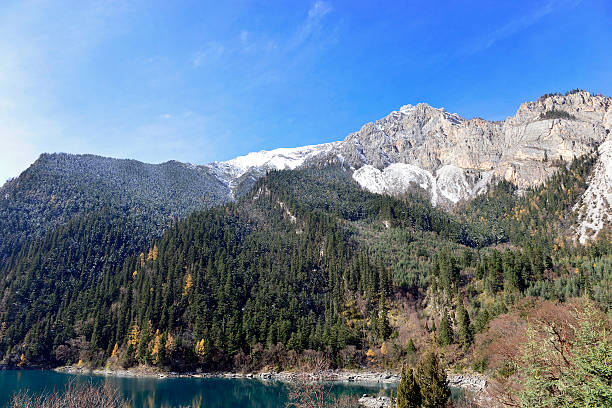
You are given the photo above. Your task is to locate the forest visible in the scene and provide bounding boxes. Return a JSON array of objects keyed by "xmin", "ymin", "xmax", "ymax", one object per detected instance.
[{"xmin": 0, "ymin": 155, "xmax": 610, "ymax": 406}]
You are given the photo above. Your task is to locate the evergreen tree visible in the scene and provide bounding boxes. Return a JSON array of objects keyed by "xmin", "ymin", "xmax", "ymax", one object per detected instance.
[
  {"xmin": 396, "ymin": 364, "xmax": 421, "ymax": 408},
  {"xmin": 406, "ymin": 338, "xmax": 417, "ymax": 355},
  {"xmin": 416, "ymin": 351, "xmax": 451, "ymax": 408},
  {"xmin": 377, "ymin": 295, "xmax": 392, "ymax": 340},
  {"xmin": 437, "ymin": 310, "xmax": 453, "ymax": 347},
  {"xmin": 456, "ymin": 301, "xmax": 472, "ymax": 349}
]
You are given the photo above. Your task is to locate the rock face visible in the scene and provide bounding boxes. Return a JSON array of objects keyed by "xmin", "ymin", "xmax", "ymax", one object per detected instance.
[
  {"xmin": 339, "ymin": 92, "xmax": 610, "ymax": 194},
  {"xmin": 203, "ymin": 91, "xmax": 611, "ymax": 241},
  {"xmin": 447, "ymin": 373, "xmax": 487, "ymax": 393},
  {"xmin": 359, "ymin": 395, "xmax": 392, "ymax": 408},
  {"xmin": 574, "ymin": 137, "xmax": 612, "ymax": 243}
]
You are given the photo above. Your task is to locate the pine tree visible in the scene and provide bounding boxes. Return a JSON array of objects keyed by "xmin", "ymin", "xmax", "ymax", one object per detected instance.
[
  {"xmin": 377, "ymin": 295, "xmax": 392, "ymax": 340},
  {"xmin": 396, "ymin": 364, "xmax": 421, "ymax": 408},
  {"xmin": 406, "ymin": 338, "xmax": 417, "ymax": 355},
  {"xmin": 456, "ymin": 301, "xmax": 472, "ymax": 349},
  {"xmin": 416, "ymin": 351, "xmax": 450, "ymax": 408},
  {"xmin": 437, "ymin": 310, "xmax": 453, "ymax": 346}
]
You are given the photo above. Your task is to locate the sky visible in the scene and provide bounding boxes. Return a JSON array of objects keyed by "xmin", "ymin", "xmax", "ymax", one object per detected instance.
[{"xmin": 0, "ymin": 0, "xmax": 611, "ymax": 183}]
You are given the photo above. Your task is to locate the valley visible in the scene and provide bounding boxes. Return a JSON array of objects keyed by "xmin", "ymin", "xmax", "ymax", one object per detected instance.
[{"xmin": 0, "ymin": 91, "xmax": 610, "ymax": 407}]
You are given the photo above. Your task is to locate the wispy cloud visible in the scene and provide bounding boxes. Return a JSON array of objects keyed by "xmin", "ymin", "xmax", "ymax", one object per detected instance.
[
  {"xmin": 288, "ymin": 1, "xmax": 333, "ymax": 50},
  {"xmin": 462, "ymin": 0, "xmax": 581, "ymax": 55},
  {"xmin": 192, "ymin": 42, "xmax": 225, "ymax": 68}
]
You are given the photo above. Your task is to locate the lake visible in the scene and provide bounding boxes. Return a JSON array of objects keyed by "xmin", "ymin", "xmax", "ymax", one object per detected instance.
[{"xmin": 0, "ymin": 370, "xmax": 395, "ymax": 407}]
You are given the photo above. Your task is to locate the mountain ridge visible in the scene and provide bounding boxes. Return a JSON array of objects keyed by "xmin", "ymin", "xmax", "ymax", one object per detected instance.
[{"xmin": 4, "ymin": 90, "xmax": 610, "ymax": 242}]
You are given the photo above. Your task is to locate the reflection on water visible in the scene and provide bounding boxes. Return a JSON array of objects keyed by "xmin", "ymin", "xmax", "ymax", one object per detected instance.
[{"xmin": 0, "ymin": 370, "xmax": 394, "ymax": 407}]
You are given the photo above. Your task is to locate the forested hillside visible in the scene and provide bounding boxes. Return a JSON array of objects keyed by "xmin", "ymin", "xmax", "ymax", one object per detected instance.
[
  {"xmin": 1, "ymin": 155, "xmax": 609, "ymax": 379},
  {"xmin": 0, "ymin": 153, "xmax": 229, "ymax": 262}
]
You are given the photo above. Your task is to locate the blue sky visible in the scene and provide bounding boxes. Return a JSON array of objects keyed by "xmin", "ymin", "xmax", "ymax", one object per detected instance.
[{"xmin": 0, "ymin": 0, "xmax": 610, "ymax": 183}]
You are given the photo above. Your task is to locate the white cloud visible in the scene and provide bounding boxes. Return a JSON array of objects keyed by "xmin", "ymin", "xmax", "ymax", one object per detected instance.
[
  {"xmin": 463, "ymin": 0, "xmax": 581, "ymax": 55},
  {"xmin": 288, "ymin": 1, "xmax": 333, "ymax": 50}
]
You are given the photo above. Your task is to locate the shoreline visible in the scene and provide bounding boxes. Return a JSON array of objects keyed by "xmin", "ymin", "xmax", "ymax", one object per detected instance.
[
  {"xmin": 54, "ymin": 365, "xmax": 401, "ymax": 385},
  {"xmin": 53, "ymin": 365, "xmax": 486, "ymax": 394}
]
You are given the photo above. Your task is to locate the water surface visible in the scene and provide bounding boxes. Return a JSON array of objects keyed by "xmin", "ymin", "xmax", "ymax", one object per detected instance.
[{"xmin": 0, "ymin": 370, "xmax": 394, "ymax": 407}]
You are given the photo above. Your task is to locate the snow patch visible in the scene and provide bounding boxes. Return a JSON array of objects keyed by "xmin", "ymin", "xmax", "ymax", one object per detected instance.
[{"xmin": 352, "ymin": 163, "xmax": 438, "ymax": 205}]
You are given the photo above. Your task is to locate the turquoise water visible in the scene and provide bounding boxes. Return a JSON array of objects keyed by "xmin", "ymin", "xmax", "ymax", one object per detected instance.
[{"xmin": 0, "ymin": 370, "xmax": 394, "ymax": 407}]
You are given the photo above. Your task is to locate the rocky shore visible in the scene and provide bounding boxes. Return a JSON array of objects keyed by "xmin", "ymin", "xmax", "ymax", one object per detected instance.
[
  {"xmin": 55, "ymin": 365, "xmax": 400, "ymax": 384},
  {"xmin": 358, "ymin": 395, "xmax": 392, "ymax": 408},
  {"xmin": 357, "ymin": 373, "xmax": 487, "ymax": 408},
  {"xmin": 56, "ymin": 366, "xmax": 487, "ymax": 407},
  {"xmin": 56, "ymin": 365, "xmax": 485, "ymax": 388}
]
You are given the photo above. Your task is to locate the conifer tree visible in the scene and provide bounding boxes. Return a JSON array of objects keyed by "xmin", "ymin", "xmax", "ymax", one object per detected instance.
[
  {"xmin": 396, "ymin": 364, "xmax": 421, "ymax": 408},
  {"xmin": 416, "ymin": 351, "xmax": 450, "ymax": 408},
  {"xmin": 437, "ymin": 310, "xmax": 453, "ymax": 346},
  {"xmin": 456, "ymin": 301, "xmax": 472, "ymax": 349},
  {"xmin": 377, "ymin": 295, "xmax": 392, "ymax": 340}
]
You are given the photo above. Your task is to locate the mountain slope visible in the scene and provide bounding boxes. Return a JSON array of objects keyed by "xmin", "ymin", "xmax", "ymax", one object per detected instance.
[
  {"xmin": 1, "ymin": 159, "xmax": 609, "ymax": 374},
  {"xmin": 0, "ymin": 153, "xmax": 229, "ymax": 259},
  {"xmin": 1, "ymin": 91, "xmax": 609, "ymax": 265}
]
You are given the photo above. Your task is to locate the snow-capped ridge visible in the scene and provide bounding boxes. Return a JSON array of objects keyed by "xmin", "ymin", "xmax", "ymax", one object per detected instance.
[{"xmin": 214, "ymin": 142, "xmax": 340, "ymax": 179}]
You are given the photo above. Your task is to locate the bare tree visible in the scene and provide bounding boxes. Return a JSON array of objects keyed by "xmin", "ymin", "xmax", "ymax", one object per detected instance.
[
  {"xmin": 9, "ymin": 380, "xmax": 129, "ymax": 408},
  {"xmin": 286, "ymin": 354, "xmax": 356, "ymax": 408}
]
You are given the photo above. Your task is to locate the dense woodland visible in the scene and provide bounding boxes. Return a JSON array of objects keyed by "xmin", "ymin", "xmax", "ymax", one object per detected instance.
[{"xmin": 0, "ymin": 155, "xmax": 610, "ymax": 406}]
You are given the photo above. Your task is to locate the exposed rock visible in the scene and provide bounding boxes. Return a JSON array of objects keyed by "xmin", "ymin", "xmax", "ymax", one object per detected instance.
[
  {"xmin": 447, "ymin": 373, "xmax": 487, "ymax": 393},
  {"xmin": 342, "ymin": 92, "xmax": 610, "ymax": 191},
  {"xmin": 359, "ymin": 394, "xmax": 392, "ymax": 408},
  {"xmin": 205, "ymin": 93, "xmax": 611, "ymax": 241},
  {"xmin": 574, "ymin": 137, "xmax": 612, "ymax": 242}
]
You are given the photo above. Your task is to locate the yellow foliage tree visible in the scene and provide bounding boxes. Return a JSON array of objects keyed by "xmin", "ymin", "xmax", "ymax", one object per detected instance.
[
  {"xmin": 111, "ymin": 343, "xmax": 120, "ymax": 358},
  {"xmin": 380, "ymin": 342, "xmax": 388, "ymax": 357},
  {"xmin": 146, "ymin": 244, "xmax": 159, "ymax": 261},
  {"xmin": 183, "ymin": 273, "xmax": 193, "ymax": 295},
  {"xmin": 127, "ymin": 324, "xmax": 141, "ymax": 348},
  {"xmin": 165, "ymin": 332, "xmax": 176, "ymax": 357},
  {"xmin": 77, "ymin": 359, "xmax": 84, "ymax": 368},
  {"xmin": 195, "ymin": 338, "xmax": 206, "ymax": 361},
  {"xmin": 150, "ymin": 330, "xmax": 162, "ymax": 365},
  {"xmin": 17, "ymin": 353, "xmax": 26, "ymax": 367},
  {"xmin": 366, "ymin": 348, "xmax": 375, "ymax": 363}
]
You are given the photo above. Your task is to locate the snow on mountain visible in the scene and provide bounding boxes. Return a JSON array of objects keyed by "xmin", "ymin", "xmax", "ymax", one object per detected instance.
[
  {"xmin": 216, "ymin": 142, "xmax": 340, "ymax": 179},
  {"xmin": 574, "ymin": 139, "xmax": 612, "ymax": 243},
  {"xmin": 199, "ymin": 92, "xmax": 611, "ymax": 242}
]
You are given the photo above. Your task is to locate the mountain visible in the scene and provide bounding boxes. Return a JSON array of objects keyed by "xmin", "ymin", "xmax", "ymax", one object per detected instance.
[
  {"xmin": 2, "ymin": 91, "xmax": 609, "ymax": 252},
  {"xmin": 0, "ymin": 153, "xmax": 229, "ymax": 260},
  {"xmin": 0, "ymin": 92, "xmax": 610, "ymax": 407},
  {"xmin": 2, "ymin": 91, "xmax": 609, "ymax": 251},
  {"xmin": 204, "ymin": 90, "xmax": 611, "ymax": 239}
]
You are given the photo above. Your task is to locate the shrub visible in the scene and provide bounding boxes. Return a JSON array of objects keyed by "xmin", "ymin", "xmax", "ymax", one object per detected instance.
[
  {"xmin": 539, "ymin": 109, "xmax": 576, "ymax": 120},
  {"xmin": 9, "ymin": 380, "xmax": 129, "ymax": 408}
]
